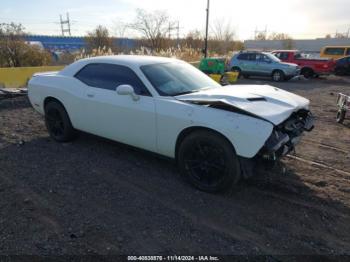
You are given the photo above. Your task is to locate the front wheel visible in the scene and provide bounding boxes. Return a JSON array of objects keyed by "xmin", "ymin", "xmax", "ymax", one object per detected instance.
[
  {"xmin": 336, "ymin": 110, "xmax": 346, "ymax": 124},
  {"xmin": 177, "ymin": 130, "xmax": 241, "ymax": 193},
  {"xmin": 301, "ymin": 68, "xmax": 314, "ymax": 79},
  {"xmin": 45, "ymin": 101, "xmax": 77, "ymax": 142},
  {"xmin": 335, "ymin": 67, "xmax": 346, "ymax": 76},
  {"xmin": 272, "ymin": 70, "xmax": 285, "ymax": 82}
]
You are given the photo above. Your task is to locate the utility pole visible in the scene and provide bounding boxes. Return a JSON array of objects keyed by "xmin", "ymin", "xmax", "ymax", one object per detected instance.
[
  {"xmin": 168, "ymin": 21, "xmax": 181, "ymax": 47},
  {"xmin": 60, "ymin": 13, "xmax": 71, "ymax": 36},
  {"xmin": 204, "ymin": 0, "xmax": 210, "ymax": 58}
]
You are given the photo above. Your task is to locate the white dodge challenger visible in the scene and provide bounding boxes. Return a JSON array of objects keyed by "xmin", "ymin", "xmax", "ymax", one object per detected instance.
[{"xmin": 28, "ymin": 55, "xmax": 314, "ymax": 192}]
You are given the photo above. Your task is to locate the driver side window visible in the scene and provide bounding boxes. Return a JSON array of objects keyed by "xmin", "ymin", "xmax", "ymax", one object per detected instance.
[
  {"xmin": 260, "ymin": 55, "xmax": 271, "ymax": 63},
  {"xmin": 75, "ymin": 63, "xmax": 151, "ymax": 96}
]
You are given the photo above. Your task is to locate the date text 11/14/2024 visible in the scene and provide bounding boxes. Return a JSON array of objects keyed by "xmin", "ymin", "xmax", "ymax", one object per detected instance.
[{"xmin": 127, "ymin": 256, "xmax": 220, "ymax": 261}]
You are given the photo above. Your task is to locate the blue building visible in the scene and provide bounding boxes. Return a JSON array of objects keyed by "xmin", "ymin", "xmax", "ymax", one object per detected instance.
[{"xmin": 25, "ymin": 35, "xmax": 136, "ymax": 53}]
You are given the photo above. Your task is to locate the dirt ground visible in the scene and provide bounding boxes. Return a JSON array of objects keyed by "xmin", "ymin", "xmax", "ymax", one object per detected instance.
[{"xmin": 0, "ymin": 76, "xmax": 350, "ymax": 257}]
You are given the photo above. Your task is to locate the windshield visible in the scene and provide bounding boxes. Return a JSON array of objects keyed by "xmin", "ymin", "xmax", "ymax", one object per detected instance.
[
  {"xmin": 141, "ymin": 62, "xmax": 221, "ymax": 96},
  {"xmin": 266, "ymin": 53, "xmax": 281, "ymax": 62}
]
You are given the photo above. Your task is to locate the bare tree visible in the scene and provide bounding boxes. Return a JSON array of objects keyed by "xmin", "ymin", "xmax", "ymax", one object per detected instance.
[
  {"xmin": 185, "ymin": 30, "xmax": 203, "ymax": 49},
  {"xmin": 0, "ymin": 23, "xmax": 51, "ymax": 67},
  {"xmin": 335, "ymin": 32, "xmax": 348, "ymax": 39},
  {"xmin": 210, "ymin": 19, "xmax": 236, "ymax": 54},
  {"xmin": 267, "ymin": 32, "xmax": 295, "ymax": 49},
  {"xmin": 0, "ymin": 23, "xmax": 26, "ymax": 67},
  {"xmin": 85, "ymin": 25, "xmax": 113, "ymax": 52},
  {"xmin": 211, "ymin": 19, "xmax": 236, "ymax": 42},
  {"xmin": 114, "ymin": 19, "xmax": 129, "ymax": 38},
  {"xmin": 129, "ymin": 9, "xmax": 171, "ymax": 51},
  {"xmin": 268, "ymin": 32, "xmax": 292, "ymax": 40},
  {"xmin": 255, "ymin": 32, "xmax": 267, "ymax": 40}
]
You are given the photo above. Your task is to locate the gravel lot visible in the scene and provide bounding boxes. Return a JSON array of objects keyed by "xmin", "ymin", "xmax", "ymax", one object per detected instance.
[{"xmin": 0, "ymin": 76, "xmax": 350, "ymax": 257}]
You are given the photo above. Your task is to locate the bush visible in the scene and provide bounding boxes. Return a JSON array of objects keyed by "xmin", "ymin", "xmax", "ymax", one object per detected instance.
[{"xmin": 0, "ymin": 23, "xmax": 52, "ymax": 67}]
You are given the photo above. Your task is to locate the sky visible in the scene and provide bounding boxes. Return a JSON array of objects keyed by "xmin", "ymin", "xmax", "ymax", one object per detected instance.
[{"xmin": 1, "ymin": 0, "xmax": 349, "ymax": 40}]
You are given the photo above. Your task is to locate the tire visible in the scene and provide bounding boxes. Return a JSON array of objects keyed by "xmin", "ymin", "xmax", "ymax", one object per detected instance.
[
  {"xmin": 44, "ymin": 101, "xmax": 76, "ymax": 142},
  {"xmin": 177, "ymin": 130, "xmax": 241, "ymax": 193},
  {"xmin": 336, "ymin": 110, "xmax": 346, "ymax": 124},
  {"xmin": 272, "ymin": 70, "xmax": 285, "ymax": 82},
  {"xmin": 335, "ymin": 67, "xmax": 346, "ymax": 76},
  {"xmin": 301, "ymin": 68, "xmax": 314, "ymax": 79},
  {"xmin": 231, "ymin": 67, "xmax": 242, "ymax": 78}
]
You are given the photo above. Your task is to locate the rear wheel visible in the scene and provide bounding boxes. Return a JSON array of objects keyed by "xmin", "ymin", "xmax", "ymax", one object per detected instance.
[
  {"xmin": 301, "ymin": 68, "xmax": 314, "ymax": 79},
  {"xmin": 336, "ymin": 110, "xmax": 346, "ymax": 124},
  {"xmin": 45, "ymin": 101, "xmax": 76, "ymax": 142},
  {"xmin": 178, "ymin": 130, "xmax": 241, "ymax": 193},
  {"xmin": 335, "ymin": 67, "xmax": 346, "ymax": 76},
  {"xmin": 272, "ymin": 70, "xmax": 285, "ymax": 82}
]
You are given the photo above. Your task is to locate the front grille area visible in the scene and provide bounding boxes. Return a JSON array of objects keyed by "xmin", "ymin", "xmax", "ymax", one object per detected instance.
[{"xmin": 259, "ymin": 110, "xmax": 315, "ymax": 160}]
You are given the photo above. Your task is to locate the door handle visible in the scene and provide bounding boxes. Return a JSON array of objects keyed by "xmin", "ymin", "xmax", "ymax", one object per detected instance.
[{"xmin": 87, "ymin": 94, "xmax": 95, "ymax": 98}]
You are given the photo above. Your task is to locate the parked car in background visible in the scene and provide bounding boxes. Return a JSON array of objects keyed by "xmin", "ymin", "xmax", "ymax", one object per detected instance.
[
  {"xmin": 272, "ymin": 50, "xmax": 336, "ymax": 78},
  {"xmin": 320, "ymin": 46, "xmax": 350, "ymax": 60},
  {"xmin": 334, "ymin": 56, "xmax": 350, "ymax": 75},
  {"xmin": 28, "ymin": 55, "xmax": 314, "ymax": 192},
  {"xmin": 229, "ymin": 51, "xmax": 300, "ymax": 82}
]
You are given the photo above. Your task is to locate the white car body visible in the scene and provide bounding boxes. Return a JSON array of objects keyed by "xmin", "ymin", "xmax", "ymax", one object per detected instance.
[{"xmin": 28, "ymin": 55, "xmax": 313, "ymax": 170}]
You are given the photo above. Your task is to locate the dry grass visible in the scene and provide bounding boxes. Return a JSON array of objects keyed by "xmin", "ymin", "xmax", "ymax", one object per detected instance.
[{"xmin": 74, "ymin": 46, "xmax": 232, "ymax": 63}]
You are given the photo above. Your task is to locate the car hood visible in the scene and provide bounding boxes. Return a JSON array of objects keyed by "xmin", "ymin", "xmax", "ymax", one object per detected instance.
[
  {"xmin": 281, "ymin": 62, "xmax": 298, "ymax": 67},
  {"xmin": 175, "ymin": 85, "xmax": 310, "ymax": 125}
]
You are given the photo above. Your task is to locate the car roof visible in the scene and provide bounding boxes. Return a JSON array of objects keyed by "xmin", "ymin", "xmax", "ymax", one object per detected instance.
[
  {"xmin": 79, "ymin": 55, "xmax": 177, "ymax": 66},
  {"xmin": 60, "ymin": 55, "xmax": 180, "ymax": 76},
  {"xmin": 237, "ymin": 51, "xmax": 270, "ymax": 55}
]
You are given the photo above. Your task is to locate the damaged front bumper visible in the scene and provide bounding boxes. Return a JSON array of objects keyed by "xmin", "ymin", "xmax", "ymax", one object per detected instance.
[
  {"xmin": 239, "ymin": 111, "xmax": 314, "ymax": 178},
  {"xmin": 260, "ymin": 110, "xmax": 314, "ymax": 160}
]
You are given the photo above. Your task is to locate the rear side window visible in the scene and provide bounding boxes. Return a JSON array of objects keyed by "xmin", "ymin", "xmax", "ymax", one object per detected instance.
[
  {"xmin": 324, "ymin": 48, "xmax": 345, "ymax": 56},
  {"xmin": 346, "ymin": 49, "xmax": 350, "ymax": 55},
  {"xmin": 247, "ymin": 53, "xmax": 257, "ymax": 61},
  {"xmin": 260, "ymin": 54, "xmax": 271, "ymax": 62},
  {"xmin": 237, "ymin": 53, "xmax": 249, "ymax": 60},
  {"xmin": 273, "ymin": 52, "xmax": 281, "ymax": 59},
  {"xmin": 75, "ymin": 63, "xmax": 151, "ymax": 96},
  {"xmin": 274, "ymin": 52, "xmax": 289, "ymax": 60}
]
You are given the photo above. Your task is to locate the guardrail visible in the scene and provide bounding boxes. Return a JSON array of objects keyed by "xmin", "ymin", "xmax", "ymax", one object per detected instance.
[{"xmin": 0, "ymin": 66, "xmax": 65, "ymax": 89}]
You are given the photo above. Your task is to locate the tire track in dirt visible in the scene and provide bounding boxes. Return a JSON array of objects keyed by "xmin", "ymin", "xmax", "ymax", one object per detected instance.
[
  {"xmin": 302, "ymin": 139, "xmax": 349, "ymax": 154},
  {"xmin": 286, "ymin": 155, "xmax": 350, "ymax": 178}
]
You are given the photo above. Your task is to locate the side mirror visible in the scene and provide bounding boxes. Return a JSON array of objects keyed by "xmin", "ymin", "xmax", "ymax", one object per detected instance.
[{"xmin": 116, "ymin": 84, "xmax": 140, "ymax": 101}]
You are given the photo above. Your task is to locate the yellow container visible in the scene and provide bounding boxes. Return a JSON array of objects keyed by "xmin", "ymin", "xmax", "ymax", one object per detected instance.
[
  {"xmin": 209, "ymin": 74, "xmax": 222, "ymax": 83},
  {"xmin": 224, "ymin": 71, "xmax": 239, "ymax": 84}
]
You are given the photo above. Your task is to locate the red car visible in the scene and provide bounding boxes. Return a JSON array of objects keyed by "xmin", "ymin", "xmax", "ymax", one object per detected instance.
[{"xmin": 272, "ymin": 50, "xmax": 336, "ymax": 78}]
